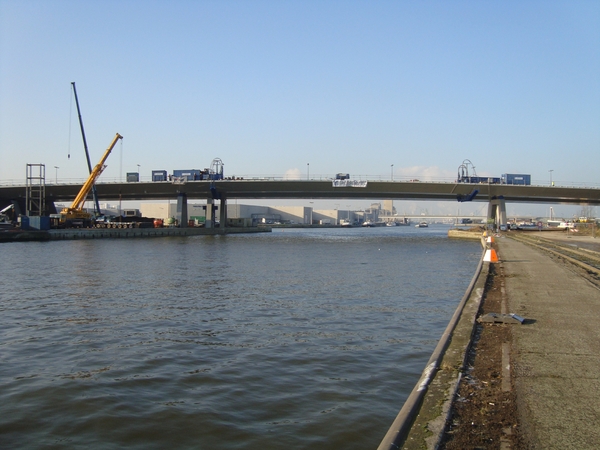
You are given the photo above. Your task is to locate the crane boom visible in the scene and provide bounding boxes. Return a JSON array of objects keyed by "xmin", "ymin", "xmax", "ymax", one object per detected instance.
[
  {"xmin": 61, "ymin": 133, "xmax": 122, "ymax": 221},
  {"xmin": 71, "ymin": 82, "xmax": 101, "ymax": 216}
]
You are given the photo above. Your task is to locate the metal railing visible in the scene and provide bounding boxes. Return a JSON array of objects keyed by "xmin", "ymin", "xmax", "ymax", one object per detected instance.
[{"xmin": 1, "ymin": 175, "xmax": 599, "ymax": 188}]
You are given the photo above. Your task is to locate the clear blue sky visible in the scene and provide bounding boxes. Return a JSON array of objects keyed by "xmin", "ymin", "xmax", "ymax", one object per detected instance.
[{"xmin": 1, "ymin": 1, "xmax": 599, "ymax": 203}]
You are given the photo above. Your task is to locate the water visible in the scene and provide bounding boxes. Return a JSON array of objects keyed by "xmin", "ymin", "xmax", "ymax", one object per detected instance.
[{"xmin": 0, "ymin": 225, "xmax": 480, "ymax": 449}]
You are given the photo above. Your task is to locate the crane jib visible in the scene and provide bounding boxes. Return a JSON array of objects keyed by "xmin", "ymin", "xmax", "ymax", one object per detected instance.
[{"xmin": 62, "ymin": 134, "xmax": 123, "ymax": 217}]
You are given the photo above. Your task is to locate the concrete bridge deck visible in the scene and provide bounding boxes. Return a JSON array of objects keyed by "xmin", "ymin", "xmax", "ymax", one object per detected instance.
[{"xmin": 1, "ymin": 180, "xmax": 599, "ymax": 204}]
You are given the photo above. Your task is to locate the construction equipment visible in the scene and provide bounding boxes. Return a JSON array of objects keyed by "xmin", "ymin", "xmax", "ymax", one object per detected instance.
[
  {"xmin": 208, "ymin": 158, "xmax": 224, "ymax": 180},
  {"xmin": 71, "ymin": 82, "xmax": 101, "ymax": 216},
  {"xmin": 58, "ymin": 133, "xmax": 122, "ymax": 227},
  {"xmin": 0, "ymin": 204, "xmax": 15, "ymax": 227}
]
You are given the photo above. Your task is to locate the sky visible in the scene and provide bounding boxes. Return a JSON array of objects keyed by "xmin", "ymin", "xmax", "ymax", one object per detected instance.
[{"xmin": 1, "ymin": 0, "xmax": 599, "ymax": 217}]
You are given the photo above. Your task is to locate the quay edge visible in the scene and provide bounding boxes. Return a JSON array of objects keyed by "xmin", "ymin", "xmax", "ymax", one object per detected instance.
[{"xmin": 378, "ymin": 242, "xmax": 490, "ymax": 449}]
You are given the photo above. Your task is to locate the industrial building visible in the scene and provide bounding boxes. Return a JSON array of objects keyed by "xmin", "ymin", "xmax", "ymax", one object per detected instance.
[{"xmin": 138, "ymin": 202, "xmax": 363, "ymax": 227}]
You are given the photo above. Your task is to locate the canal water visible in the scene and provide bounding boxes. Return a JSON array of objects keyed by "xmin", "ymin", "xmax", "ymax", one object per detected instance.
[{"xmin": 0, "ymin": 225, "xmax": 481, "ymax": 449}]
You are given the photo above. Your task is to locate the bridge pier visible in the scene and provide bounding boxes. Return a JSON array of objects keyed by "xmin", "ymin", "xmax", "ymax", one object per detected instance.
[
  {"xmin": 219, "ymin": 197, "xmax": 227, "ymax": 228},
  {"xmin": 176, "ymin": 193, "xmax": 188, "ymax": 228},
  {"xmin": 205, "ymin": 198, "xmax": 214, "ymax": 228},
  {"xmin": 487, "ymin": 198, "xmax": 507, "ymax": 229}
]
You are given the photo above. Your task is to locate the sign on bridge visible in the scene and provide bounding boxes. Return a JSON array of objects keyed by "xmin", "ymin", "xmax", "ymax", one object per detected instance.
[{"xmin": 332, "ymin": 180, "xmax": 368, "ymax": 188}]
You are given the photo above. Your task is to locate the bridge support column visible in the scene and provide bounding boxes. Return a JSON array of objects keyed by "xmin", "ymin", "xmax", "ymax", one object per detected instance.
[
  {"xmin": 176, "ymin": 193, "xmax": 188, "ymax": 228},
  {"xmin": 205, "ymin": 198, "xmax": 214, "ymax": 228},
  {"xmin": 488, "ymin": 198, "xmax": 507, "ymax": 229},
  {"xmin": 219, "ymin": 197, "xmax": 227, "ymax": 228}
]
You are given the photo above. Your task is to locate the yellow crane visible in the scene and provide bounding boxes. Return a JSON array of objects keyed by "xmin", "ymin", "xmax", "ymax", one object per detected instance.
[{"xmin": 59, "ymin": 133, "xmax": 123, "ymax": 227}]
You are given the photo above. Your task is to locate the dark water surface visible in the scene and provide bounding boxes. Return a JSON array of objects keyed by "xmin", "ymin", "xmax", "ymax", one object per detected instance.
[{"xmin": 0, "ymin": 225, "xmax": 480, "ymax": 449}]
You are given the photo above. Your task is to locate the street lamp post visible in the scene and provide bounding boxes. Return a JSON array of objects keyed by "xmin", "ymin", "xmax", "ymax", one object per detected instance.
[
  {"xmin": 54, "ymin": 166, "xmax": 59, "ymax": 184},
  {"xmin": 549, "ymin": 169, "xmax": 554, "ymax": 186},
  {"xmin": 307, "ymin": 163, "xmax": 309, "ymax": 180},
  {"xmin": 391, "ymin": 164, "xmax": 394, "ymax": 181}
]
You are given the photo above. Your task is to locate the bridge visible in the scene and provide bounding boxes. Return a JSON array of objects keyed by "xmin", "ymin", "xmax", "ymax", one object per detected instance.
[{"xmin": 1, "ymin": 179, "xmax": 599, "ymax": 228}]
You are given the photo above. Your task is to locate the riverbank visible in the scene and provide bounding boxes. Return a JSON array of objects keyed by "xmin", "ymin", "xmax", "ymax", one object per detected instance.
[{"xmin": 383, "ymin": 233, "xmax": 600, "ymax": 449}]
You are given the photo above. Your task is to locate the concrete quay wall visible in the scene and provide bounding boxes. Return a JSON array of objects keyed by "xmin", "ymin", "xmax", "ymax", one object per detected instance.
[
  {"xmin": 378, "ymin": 243, "xmax": 490, "ymax": 449},
  {"xmin": 48, "ymin": 227, "xmax": 271, "ymax": 240},
  {"xmin": 0, "ymin": 227, "xmax": 270, "ymax": 242}
]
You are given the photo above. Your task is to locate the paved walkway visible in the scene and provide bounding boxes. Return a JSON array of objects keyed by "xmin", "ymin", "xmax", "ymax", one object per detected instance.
[
  {"xmin": 500, "ymin": 237, "xmax": 600, "ymax": 449},
  {"xmin": 534, "ymin": 231, "xmax": 600, "ymax": 252}
]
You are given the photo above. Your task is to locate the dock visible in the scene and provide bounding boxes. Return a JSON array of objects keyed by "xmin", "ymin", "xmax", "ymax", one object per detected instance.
[{"xmin": 0, "ymin": 226, "xmax": 270, "ymax": 242}]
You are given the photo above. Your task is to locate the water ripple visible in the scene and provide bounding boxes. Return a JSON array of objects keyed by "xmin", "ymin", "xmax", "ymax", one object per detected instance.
[{"xmin": 0, "ymin": 225, "xmax": 480, "ymax": 449}]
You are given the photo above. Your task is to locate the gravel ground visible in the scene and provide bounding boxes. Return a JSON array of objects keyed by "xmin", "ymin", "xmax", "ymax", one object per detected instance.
[{"xmin": 439, "ymin": 261, "xmax": 529, "ymax": 449}]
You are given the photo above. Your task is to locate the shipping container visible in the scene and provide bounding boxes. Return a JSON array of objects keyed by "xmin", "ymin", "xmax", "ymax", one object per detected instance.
[
  {"xmin": 18, "ymin": 215, "xmax": 30, "ymax": 229},
  {"xmin": 126, "ymin": 172, "xmax": 139, "ymax": 182},
  {"xmin": 173, "ymin": 169, "xmax": 202, "ymax": 181},
  {"xmin": 502, "ymin": 174, "xmax": 531, "ymax": 185},
  {"xmin": 123, "ymin": 209, "xmax": 140, "ymax": 217},
  {"xmin": 152, "ymin": 170, "xmax": 167, "ymax": 182},
  {"xmin": 458, "ymin": 176, "xmax": 500, "ymax": 184},
  {"xmin": 28, "ymin": 216, "xmax": 51, "ymax": 230}
]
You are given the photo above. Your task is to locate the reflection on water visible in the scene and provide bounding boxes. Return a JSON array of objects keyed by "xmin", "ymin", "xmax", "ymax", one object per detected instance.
[{"xmin": 0, "ymin": 225, "xmax": 480, "ymax": 449}]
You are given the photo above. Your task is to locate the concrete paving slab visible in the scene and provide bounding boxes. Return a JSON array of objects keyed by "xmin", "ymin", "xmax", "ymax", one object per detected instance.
[
  {"xmin": 516, "ymin": 377, "xmax": 600, "ymax": 449},
  {"xmin": 499, "ymin": 237, "xmax": 600, "ymax": 449},
  {"xmin": 516, "ymin": 352, "xmax": 600, "ymax": 379}
]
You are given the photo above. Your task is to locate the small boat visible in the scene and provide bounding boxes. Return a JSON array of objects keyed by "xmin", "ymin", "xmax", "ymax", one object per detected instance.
[
  {"xmin": 546, "ymin": 220, "xmax": 562, "ymax": 228},
  {"xmin": 516, "ymin": 223, "xmax": 539, "ymax": 230},
  {"xmin": 362, "ymin": 221, "xmax": 374, "ymax": 227},
  {"xmin": 558, "ymin": 221, "xmax": 575, "ymax": 229},
  {"xmin": 415, "ymin": 221, "xmax": 428, "ymax": 228},
  {"xmin": 340, "ymin": 219, "xmax": 352, "ymax": 228},
  {"xmin": 386, "ymin": 221, "xmax": 397, "ymax": 227}
]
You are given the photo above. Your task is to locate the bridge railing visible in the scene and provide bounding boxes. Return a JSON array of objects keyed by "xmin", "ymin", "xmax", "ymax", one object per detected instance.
[{"xmin": 1, "ymin": 176, "xmax": 599, "ymax": 188}]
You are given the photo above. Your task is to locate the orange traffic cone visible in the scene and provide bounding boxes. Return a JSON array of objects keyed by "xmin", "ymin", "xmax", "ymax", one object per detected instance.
[
  {"xmin": 487, "ymin": 236, "xmax": 494, "ymax": 244},
  {"xmin": 484, "ymin": 248, "xmax": 499, "ymax": 263}
]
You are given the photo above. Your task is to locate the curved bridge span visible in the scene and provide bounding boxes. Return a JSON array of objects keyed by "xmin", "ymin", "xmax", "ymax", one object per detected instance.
[
  {"xmin": 1, "ymin": 180, "xmax": 598, "ymax": 229},
  {"xmin": 1, "ymin": 180, "xmax": 599, "ymax": 205}
]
